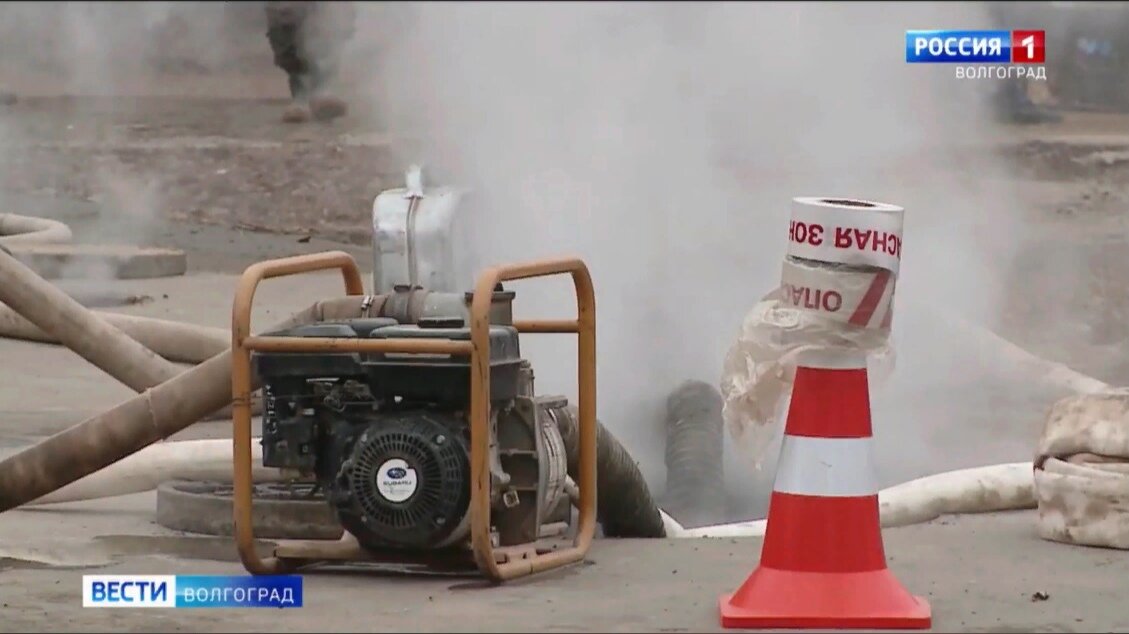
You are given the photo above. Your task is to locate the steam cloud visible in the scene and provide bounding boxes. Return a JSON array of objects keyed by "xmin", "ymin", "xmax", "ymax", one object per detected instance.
[
  {"xmin": 0, "ymin": 2, "xmax": 1062, "ymax": 520},
  {"xmin": 0, "ymin": 3, "xmax": 188, "ymax": 291},
  {"xmin": 350, "ymin": 2, "xmax": 1052, "ymax": 517}
]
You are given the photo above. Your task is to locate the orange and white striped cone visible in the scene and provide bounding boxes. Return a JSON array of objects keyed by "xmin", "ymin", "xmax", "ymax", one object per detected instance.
[{"xmin": 718, "ymin": 350, "xmax": 932, "ymax": 630}]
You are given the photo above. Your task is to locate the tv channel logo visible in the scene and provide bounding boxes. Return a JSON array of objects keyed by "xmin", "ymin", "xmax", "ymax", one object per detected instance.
[
  {"xmin": 83, "ymin": 575, "xmax": 303, "ymax": 608},
  {"xmin": 1011, "ymin": 30, "xmax": 1046, "ymax": 64},
  {"xmin": 906, "ymin": 30, "xmax": 1045, "ymax": 64}
]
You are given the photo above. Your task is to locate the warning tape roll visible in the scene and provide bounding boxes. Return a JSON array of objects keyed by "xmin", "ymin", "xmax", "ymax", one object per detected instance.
[
  {"xmin": 778, "ymin": 197, "xmax": 902, "ymax": 331},
  {"xmin": 786, "ymin": 197, "xmax": 904, "ymax": 275}
]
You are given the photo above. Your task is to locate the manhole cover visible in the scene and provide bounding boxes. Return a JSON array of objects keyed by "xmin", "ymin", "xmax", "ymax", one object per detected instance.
[{"xmin": 156, "ymin": 480, "xmax": 343, "ymax": 540}]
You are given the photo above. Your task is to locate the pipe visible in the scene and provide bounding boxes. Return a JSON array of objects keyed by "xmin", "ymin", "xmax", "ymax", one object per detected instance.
[
  {"xmin": 0, "ymin": 295, "xmax": 375, "ymax": 512},
  {"xmin": 677, "ymin": 461, "xmax": 1035, "ymax": 538},
  {"xmin": 551, "ymin": 404, "xmax": 667, "ymax": 538},
  {"xmin": 20, "ymin": 439, "xmax": 288, "ymax": 506},
  {"xmin": 22, "ymin": 424, "xmax": 672, "ymax": 544},
  {"xmin": 0, "ymin": 245, "xmax": 182, "ymax": 393},
  {"xmin": 18, "ymin": 442, "xmax": 1041, "ymax": 547},
  {"xmin": 0, "ymin": 250, "xmax": 253, "ymax": 420},
  {"xmin": 0, "ymin": 274, "xmax": 1076, "ymax": 540},
  {"xmin": 0, "ymin": 213, "xmax": 73, "ymax": 246},
  {"xmin": 661, "ymin": 380, "xmax": 726, "ymax": 528},
  {"xmin": 20, "ymin": 406, "xmax": 672, "ymax": 541},
  {"xmin": 0, "ymin": 305, "xmax": 229, "ymax": 364}
]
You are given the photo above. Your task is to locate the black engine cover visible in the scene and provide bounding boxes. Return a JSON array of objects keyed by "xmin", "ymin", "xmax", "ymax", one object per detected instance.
[{"xmin": 325, "ymin": 411, "xmax": 471, "ymax": 550}]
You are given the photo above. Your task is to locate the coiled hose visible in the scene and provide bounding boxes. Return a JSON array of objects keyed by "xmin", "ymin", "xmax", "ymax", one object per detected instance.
[{"xmin": 661, "ymin": 380, "xmax": 727, "ymax": 528}]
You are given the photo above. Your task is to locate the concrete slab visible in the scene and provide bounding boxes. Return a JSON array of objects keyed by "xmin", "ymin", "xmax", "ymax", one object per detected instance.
[
  {"xmin": 0, "ymin": 508, "xmax": 1126, "ymax": 633},
  {"xmin": 6, "ymin": 243, "xmax": 188, "ymax": 280}
]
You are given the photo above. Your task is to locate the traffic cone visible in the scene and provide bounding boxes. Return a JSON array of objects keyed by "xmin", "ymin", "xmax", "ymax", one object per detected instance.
[{"xmin": 719, "ymin": 350, "xmax": 932, "ymax": 629}]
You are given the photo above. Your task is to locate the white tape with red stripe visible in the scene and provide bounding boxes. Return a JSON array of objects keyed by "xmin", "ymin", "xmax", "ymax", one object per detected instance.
[
  {"xmin": 786, "ymin": 197, "xmax": 904, "ymax": 274},
  {"xmin": 779, "ymin": 258, "xmax": 896, "ymax": 330}
]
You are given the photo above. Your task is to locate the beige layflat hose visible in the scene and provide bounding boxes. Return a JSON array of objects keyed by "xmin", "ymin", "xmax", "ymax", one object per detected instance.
[
  {"xmin": 0, "ymin": 304, "xmax": 229, "ymax": 364},
  {"xmin": 0, "ymin": 229, "xmax": 1121, "ymax": 542},
  {"xmin": 1033, "ymin": 391, "xmax": 1129, "ymax": 550},
  {"xmin": 0, "ymin": 246, "xmax": 182, "ymax": 393},
  {"xmin": 19, "ymin": 439, "xmax": 288, "ymax": 506},
  {"xmin": 0, "ymin": 213, "xmax": 73, "ymax": 246},
  {"xmin": 671, "ymin": 461, "xmax": 1036, "ymax": 538},
  {"xmin": 1036, "ymin": 457, "xmax": 1129, "ymax": 549},
  {"xmin": 21, "ymin": 440, "xmax": 1037, "ymax": 546},
  {"xmin": 0, "ymin": 296, "xmax": 373, "ymax": 511},
  {"xmin": 0, "ymin": 248, "xmax": 256, "ymax": 419}
]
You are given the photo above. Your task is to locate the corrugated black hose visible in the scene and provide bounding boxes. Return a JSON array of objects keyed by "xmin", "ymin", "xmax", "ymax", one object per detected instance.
[
  {"xmin": 661, "ymin": 380, "xmax": 727, "ymax": 528},
  {"xmin": 550, "ymin": 404, "xmax": 668, "ymax": 538}
]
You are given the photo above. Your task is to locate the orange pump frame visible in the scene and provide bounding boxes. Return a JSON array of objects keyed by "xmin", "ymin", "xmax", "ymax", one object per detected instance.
[{"xmin": 229, "ymin": 250, "xmax": 597, "ymax": 582}]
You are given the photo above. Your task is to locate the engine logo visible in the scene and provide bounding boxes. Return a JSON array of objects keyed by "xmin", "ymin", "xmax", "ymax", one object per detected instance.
[{"xmin": 375, "ymin": 458, "xmax": 419, "ymax": 503}]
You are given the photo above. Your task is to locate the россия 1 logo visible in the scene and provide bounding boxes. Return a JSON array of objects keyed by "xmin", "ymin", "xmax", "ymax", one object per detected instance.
[{"xmin": 905, "ymin": 30, "xmax": 1045, "ymax": 64}]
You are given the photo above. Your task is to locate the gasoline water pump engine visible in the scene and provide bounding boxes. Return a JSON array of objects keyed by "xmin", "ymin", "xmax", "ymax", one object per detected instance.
[
  {"xmin": 228, "ymin": 168, "xmax": 598, "ymax": 581},
  {"xmin": 253, "ymin": 313, "xmax": 573, "ymax": 552}
]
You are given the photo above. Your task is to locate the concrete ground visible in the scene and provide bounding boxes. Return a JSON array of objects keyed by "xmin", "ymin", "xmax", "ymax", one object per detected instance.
[
  {"xmin": 0, "ymin": 238, "xmax": 1124, "ymax": 633},
  {"xmin": 2, "ymin": 508, "xmax": 1126, "ymax": 634}
]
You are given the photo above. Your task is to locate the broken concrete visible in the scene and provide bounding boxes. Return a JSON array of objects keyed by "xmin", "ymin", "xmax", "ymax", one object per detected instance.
[{"xmin": 5, "ymin": 243, "xmax": 187, "ymax": 280}]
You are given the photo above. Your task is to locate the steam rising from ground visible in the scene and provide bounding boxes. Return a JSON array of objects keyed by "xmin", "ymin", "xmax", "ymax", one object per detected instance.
[
  {"xmin": 0, "ymin": 2, "xmax": 1059, "ymax": 520},
  {"xmin": 0, "ymin": 3, "xmax": 190, "ymax": 287},
  {"xmin": 350, "ymin": 2, "xmax": 1046, "ymax": 516}
]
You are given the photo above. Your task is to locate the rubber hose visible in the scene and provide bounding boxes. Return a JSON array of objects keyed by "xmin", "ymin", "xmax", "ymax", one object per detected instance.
[
  {"xmin": 551, "ymin": 404, "xmax": 666, "ymax": 538},
  {"xmin": 0, "ymin": 292, "xmax": 673, "ymax": 543},
  {"xmin": 0, "ymin": 251, "xmax": 254, "ymax": 419},
  {"xmin": 0, "ymin": 305, "xmax": 229, "ymax": 364},
  {"xmin": 0, "ymin": 244, "xmax": 182, "ymax": 393},
  {"xmin": 0, "ymin": 295, "xmax": 374, "ymax": 512},
  {"xmin": 678, "ymin": 461, "xmax": 1036, "ymax": 538},
  {"xmin": 21, "ymin": 439, "xmax": 287, "ymax": 506},
  {"xmin": 661, "ymin": 380, "xmax": 726, "ymax": 528},
  {"xmin": 0, "ymin": 213, "xmax": 73, "ymax": 246}
]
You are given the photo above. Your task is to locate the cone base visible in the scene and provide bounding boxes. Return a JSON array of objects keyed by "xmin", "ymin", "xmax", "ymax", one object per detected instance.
[{"xmin": 718, "ymin": 566, "xmax": 932, "ymax": 630}]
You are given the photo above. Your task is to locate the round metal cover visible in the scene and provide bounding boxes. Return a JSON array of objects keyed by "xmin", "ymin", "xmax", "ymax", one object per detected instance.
[{"xmin": 155, "ymin": 480, "xmax": 343, "ymax": 540}]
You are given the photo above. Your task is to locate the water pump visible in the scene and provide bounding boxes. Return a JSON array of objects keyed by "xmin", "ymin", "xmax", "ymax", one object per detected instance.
[{"xmin": 228, "ymin": 168, "xmax": 598, "ymax": 582}]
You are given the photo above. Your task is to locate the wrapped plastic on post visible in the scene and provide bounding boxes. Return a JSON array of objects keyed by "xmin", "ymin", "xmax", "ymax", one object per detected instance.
[{"xmin": 720, "ymin": 197, "xmax": 904, "ymax": 467}]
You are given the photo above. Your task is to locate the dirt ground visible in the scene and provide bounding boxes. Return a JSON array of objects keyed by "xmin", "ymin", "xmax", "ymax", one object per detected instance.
[{"xmin": 2, "ymin": 28, "xmax": 1129, "ymax": 633}]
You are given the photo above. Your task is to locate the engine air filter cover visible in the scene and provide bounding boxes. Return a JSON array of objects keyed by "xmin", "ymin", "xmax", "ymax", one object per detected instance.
[{"xmin": 333, "ymin": 411, "xmax": 471, "ymax": 550}]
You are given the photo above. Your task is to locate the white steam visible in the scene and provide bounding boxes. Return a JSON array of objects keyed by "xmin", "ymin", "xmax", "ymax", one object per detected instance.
[
  {"xmin": 347, "ymin": 2, "xmax": 1042, "ymax": 514},
  {"xmin": 0, "ymin": 2, "xmax": 182, "ymax": 287},
  {"xmin": 0, "ymin": 2, "xmax": 1057, "ymax": 519}
]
